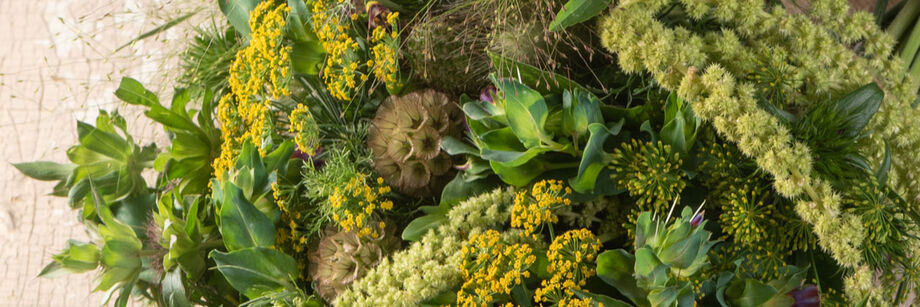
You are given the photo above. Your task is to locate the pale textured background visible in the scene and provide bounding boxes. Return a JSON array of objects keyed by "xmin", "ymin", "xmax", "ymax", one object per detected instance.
[
  {"xmin": 0, "ymin": 0, "xmax": 214, "ymax": 305},
  {"xmin": 0, "ymin": 0, "xmax": 897, "ymax": 306}
]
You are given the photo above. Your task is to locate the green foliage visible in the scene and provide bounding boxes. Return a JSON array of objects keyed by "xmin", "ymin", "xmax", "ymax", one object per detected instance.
[
  {"xmin": 218, "ymin": 0, "xmax": 262, "ymax": 39},
  {"xmin": 549, "ymin": 0, "xmax": 612, "ymax": 31},
  {"xmin": 179, "ymin": 23, "xmax": 241, "ymax": 93},
  {"xmin": 455, "ymin": 77, "xmax": 623, "ymax": 194},
  {"xmin": 210, "ymin": 247, "xmax": 299, "ymax": 299}
]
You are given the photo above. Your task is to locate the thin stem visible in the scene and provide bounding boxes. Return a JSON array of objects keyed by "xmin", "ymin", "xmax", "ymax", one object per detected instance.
[{"xmin": 887, "ymin": 0, "xmax": 920, "ymax": 41}]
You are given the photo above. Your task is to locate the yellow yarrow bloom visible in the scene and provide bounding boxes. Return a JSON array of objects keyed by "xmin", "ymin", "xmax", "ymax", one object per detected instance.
[{"xmin": 535, "ymin": 229, "xmax": 601, "ymax": 304}]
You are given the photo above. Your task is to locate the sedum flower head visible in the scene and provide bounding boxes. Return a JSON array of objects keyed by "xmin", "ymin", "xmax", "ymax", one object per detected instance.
[{"xmin": 510, "ymin": 179, "xmax": 573, "ymax": 239}]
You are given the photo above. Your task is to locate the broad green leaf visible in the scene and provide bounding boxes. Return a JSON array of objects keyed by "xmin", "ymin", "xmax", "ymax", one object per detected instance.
[
  {"xmin": 597, "ymin": 249, "xmax": 648, "ymax": 306},
  {"xmin": 285, "ymin": 0, "xmax": 312, "ymax": 43},
  {"xmin": 291, "ymin": 41, "xmax": 326, "ymax": 75},
  {"xmin": 570, "ymin": 121, "xmax": 621, "ymax": 193},
  {"xmin": 263, "ymin": 140, "xmax": 295, "ymax": 174},
  {"xmin": 548, "ymin": 0, "xmax": 612, "ymax": 31},
  {"xmin": 439, "ymin": 173, "xmax": 500, "ymax": 207},
  {"xmin": 730, "ymin": 279, "xmax": 779, "ymax": 307},
  {"xmin": 511, "ymin": 284, "xmax": 534, "ymax": 307},
  {"xmin": 95, "ymin": 195, "xmax": 142, "ymax": 292},
  {"xmin": 567, "ymin": 88, "xmax": 604, "ymax": 139},
  {"xmin": 480, "ymin": 127, "xmax": 527, "ymax": 152},
  {"xmin": 491, "ymin": 159, "xmax": 545, "ymax": 187},
  {"xmin": 77, "ymin": 122, "xmax": 131, "ymax": 160},
  {"xmin": 572, "ymin": 289, "xmax": 633, "ymax": 307},
  {"xmin": 219, "ymin": 0, "xmax": 263, "ymax": 39},
  {"xmin": 210, "ymin": 247, "xmax": 297, "ymax": 299},
  {"xmin": 145, "ymin": 104, "xmax": 199, "ymax": 132},
  {"xmin": 217, "ymin": 183, "xmax": 275, "ymax": 251},
  {"xmin": 12, "ymin": 161, "xmax": 74, "ymax": 181},
  {"xmin": 114, "ymin": 77, "xmax": 159, "ymax": 107},
  {"xmin": 480, "ymin": 146, "xmax": 551, "ymax": 167},
  {"xmin": 162, "ymin": 269, "xmax": 192, "ymax": 307},
  {"xmin": 634, "ymin": 247, "xmax": 663, "ymax": 278},
  {"xmin": 495, "ymin": 78, "xmax": 551, "ymax": 148},
  {"xmin": 833, "ymin": 83, "xmax": 884, "ymax": 137},
  {"xmin": 401, "ymin": 213, "xmax": 447, "ymax": 241},
  {"xmin": 440, "ymin": 136, "xmax": 480, "ymax": 156}
]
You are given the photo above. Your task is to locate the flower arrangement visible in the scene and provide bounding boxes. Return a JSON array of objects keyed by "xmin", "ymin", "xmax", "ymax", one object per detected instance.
[{"xmin": 15, "ymin": 0, "xmax": 920, "ymax": 306}]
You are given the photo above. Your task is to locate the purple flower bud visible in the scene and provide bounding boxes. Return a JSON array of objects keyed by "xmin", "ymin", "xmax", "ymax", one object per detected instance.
[
  {"xmin": 292, "ymin": 146, "xmax": 325, "ymax": 169},
  {"xmin": 690, "ymin": 210, "xmax": 705, "ymax": 227},
  {"xmin": 787, "ymin": 285, "xmax": 820, "ymax": 307},
  {"xmin": 480, "ymin": 85, "xmax": 497, "ymax": 104}
]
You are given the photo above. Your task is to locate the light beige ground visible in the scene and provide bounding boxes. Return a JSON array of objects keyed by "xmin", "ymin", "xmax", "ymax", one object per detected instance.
[{"xmin": 0, "ymin": 0, "xmax": 214, "ymax": 305}]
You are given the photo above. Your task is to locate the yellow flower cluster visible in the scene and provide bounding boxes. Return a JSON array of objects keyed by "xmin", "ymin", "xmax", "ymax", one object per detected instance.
[
  {"xmin": 535, "ymin": 229, "xmax": 601, "ymax": 304},
  {"xmin": 272, "ymin": 182, "xmax": 308, "ymax": 252},
  {"xmin": 369, "ymin": 11, "xmax": 402, "ymax": 93},
  {"xmin": 510, "ymin": 179, "xmax": 573, "ymax": 239},
  {"xmin": 557, "ymin": 297, "xmax": 598, "ymax": 307},
  {"xmin": 213, "ymin": 1, "xmax": 291, "ymax": 179},
  {"xmin": 457, "ymin": 229, "xmax": 536, "ymax": 307},
  {"xmin": 310, "ymin": 0, "xmax": 365, "ymax": 101},
  {"xmin": 329, "ymin": 173, "xmax": 394, "ymax": 238},
  {"xmin": 288, "ymin": 104, "xmax": 319, "ymax": 155}
]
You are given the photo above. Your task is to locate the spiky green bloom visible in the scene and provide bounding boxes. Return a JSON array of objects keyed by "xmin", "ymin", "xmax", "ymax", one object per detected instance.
[
  {"xmin": 308, "ymin": 225, "xmax": 401, "ymax": 303},
  {"xmin": 609, "ymin": 140, "xmax": 686, "ymax": 212},
  {"xmin": 843, "ymin": 180, "xmax": 914, "ymax": 269},
  {"xmin": 367, "ymin": 89, "xmax": 465, "ymax": 196},
  {"xmin": 719, "ymin": 183, "xmax": 776, "ymax": 247},
  {"xmin": 334, "ymin": 187, "xmax": 517, "ymax": 306},
  {"xmin": 179, "ymin": 23, "xmax": 240, "ymax": 93},
  {"xmin": 598, "ymin": 0, "xmax": 920, "ymax": 301}
]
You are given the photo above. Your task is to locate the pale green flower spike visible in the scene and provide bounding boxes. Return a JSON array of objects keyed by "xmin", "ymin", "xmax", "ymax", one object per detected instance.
[{"xmin": 599, "ymin": 0, "xmax": 920, "ymax": 302}]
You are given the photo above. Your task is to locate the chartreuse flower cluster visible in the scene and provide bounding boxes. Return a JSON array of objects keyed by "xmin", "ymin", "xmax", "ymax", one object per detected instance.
[
  {"xmin": 609, "ymin": 140, "xmax": 686, "ymax": 213},
  {"xmin": 456, "ymin": 229, "xmax": 536, "ymax": 306},
  {"xmin": 335, "ymin": 187, "xmax": 517, "ymax": 306},
  {"xmin": 599, "ymin": 0, "xmax": 920, "ymax": 302},
  {"xmin": 309, "ymin": 0, "xmax": 365, "ymax": 101},
  {"xmin": 510, "ymin": 179, "xmax": 573, "ymax": 239},
  {"xmin": 288, "ymin": 104, "xmax": 319, "ymax": 155},
  {"xmin": 535, "ymin": 229, "xmax": 601, "ymax": 305},
  {"xmin": 214, "ymin": 1, "xmax": 291, "ymax": 179},
  {"xmin": 368, "ymin": 11, "xmax": 403, "ymax": 94},
  {"xmin": 329, "ymin": 173, "xmax": 394, "ymax": 238}
]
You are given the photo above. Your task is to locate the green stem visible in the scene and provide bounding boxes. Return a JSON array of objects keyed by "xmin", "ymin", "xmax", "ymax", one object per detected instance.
[
  {"xmin": 909, "ymin": 49, "xmax": 920, "ymax": 92},
  {"xmin": 899, "ymin": 16, "xmax": 920, "ymax": 66},
  {"xmin": 887, "ymin": 0, "xmax": 920, "ymax": 41}
]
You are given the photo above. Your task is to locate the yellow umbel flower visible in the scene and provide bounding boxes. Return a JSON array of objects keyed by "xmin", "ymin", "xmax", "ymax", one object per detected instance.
[
  {"xmin": 310, "ymin": 0, "xmax": 365, "ymax": 101},
  {"xmin": 535, "ymin": 229, "xmax": 601, "ymax": 304},
  {"xmin": 457, "ymin": 229, "xmax": 536, "ymax": 307},
  {"xmin": 510, "ymin": 179, "xmax": 573, "ymax": 239},
  {"xmin": 369, "ymin": 11, "xmax": 402, "ymax": 94},
  {"xmin": 213, "ymin": 1, "xmax": 291, "ymax": 179},
  {"xmin": 288, "ymin": 104, "xmax": 319, "ymax": 155},
  {"xmin": 329, "ymin": 173, "xmax": 394, "ymax": 238}
]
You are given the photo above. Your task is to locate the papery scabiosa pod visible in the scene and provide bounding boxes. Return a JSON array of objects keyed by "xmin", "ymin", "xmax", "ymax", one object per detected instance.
[
  {"xmin": 308, "ymin": 224, "xmax": 400, "ymax": 303},
  {"xmin": 368, "ymin": 89, "xmax": 465, "ymax": 196}
]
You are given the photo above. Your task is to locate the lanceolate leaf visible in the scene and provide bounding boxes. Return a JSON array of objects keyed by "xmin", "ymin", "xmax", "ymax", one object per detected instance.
[
  {"xmin": 12, "ymin": 161, "xmax": 74, "ymax": 181},
  {"xmin": 833, "ymin": 83, "xmax": 884, "ymax": 137},
  {"xmin": 495, "ymin": 78, "xmax": 552, "ymax": 148},
  {"xmin": 549, "ymin": 0, "xmax": 612, "ymax": 31},
  {"xmin": 219, "ymin": 0, "xmax": 263, "ymax": 39},
  {"xmin": 570, "ymin": 121, "xmax": 622, "ymax": 193},
  {"xmin": 210, "ymin": 247, "xmax": 298, "ymax": 299},
  {"xmin": 217, "ymin": 183, "xmax": 275, "ymax": 251}
]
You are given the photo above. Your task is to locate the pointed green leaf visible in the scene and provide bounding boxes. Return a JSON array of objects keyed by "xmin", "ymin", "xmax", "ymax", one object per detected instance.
[
  {"xmin": 210, "ymin": 247, "xmax": 297, "ymax": 299},
  {"xmin": 219, "ymin": 0, "xmax": 263, "ymax": 39},
  {"xmin": 548, "ymin": 0, "xmax": 612, "ymax": 31},
  {"xmin": 12, "ymin": 161, "xmax": 74, "ymax": 181},
  {"xmin": 217, "ymin": 183, "xmax": 275, "ymax": 251},
  {"xmin": 114, "ymin": 77, "xmax": 159, "ymax": 107},
  {"xmin": 495, "ymin": 78, "xmax": 551, "ymax": 147}
]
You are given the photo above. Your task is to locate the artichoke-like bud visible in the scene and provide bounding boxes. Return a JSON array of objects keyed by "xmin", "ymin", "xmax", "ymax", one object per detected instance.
[
  {"xmin": 368, "ymin": 89, "xmax": 464, "ymax": 196},
  {"xmin": 308, "ymin": 225, "xmax": 400, "ymax": 303},
  {"xmin": 634, "ymin": 206, "xmax": 714, "ymax": 279}
]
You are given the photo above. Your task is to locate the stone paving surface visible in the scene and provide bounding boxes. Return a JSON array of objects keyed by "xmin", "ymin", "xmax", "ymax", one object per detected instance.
[{"xmin": 0, "ymin": 0, "xmax": 213, "ymax": 305}]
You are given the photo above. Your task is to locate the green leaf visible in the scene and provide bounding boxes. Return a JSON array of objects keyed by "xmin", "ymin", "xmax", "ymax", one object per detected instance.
[
  {"xmin": 441, "ymin": 136, "xmax": 480, "ymax": 156},
  {"xmin": 402, "ymin": 213, "xmax": 447, "ymax": 241},
  {"xmin": 481, "ymin": 146, "xmax": 551, "ymax": 167},
  {"xmin": 291, "ymin": 41, "xmax": 326, "ymax": 75},
  {"xmin": 439, "ymin": 173, "xmax": 500, "ymax": 207},
  {"xmin": 495, "ymin": 78, "xmax": 551, "ymax": 148},
  {"xmin": 567, "ymin": 88, "xmax": 604, "ymax": 139},
  {"xmin": 162, "ymin": 269, "xmax": 192, "ymax": 307},
  {"xmin": 77, "ymin": 122, "xmax": 131, "ymax": 160},
  {"xmin": 285, "ymin": 0, "xmax": 312, "ymax": 43},
  {"xmin": 488, "ymin": 51, "xmax": 585, "ymax": 95},
  {"xmin": 114, "ymin": 77, "xmax": 159, "ymax": 107},
  {"xmin": 875, "ymin": 141, "xmax": 891, "ymax": 185},
  {"xmin": 597, "ymin": 249, "xmax": 649, "ymax": 306},
  {"xmin": 463, "ymin": 99, "xmax": 504, "ymax": 120},
  {"xmin": 210, "ymin": 247, "xmax": 297, "ymax": 299},
  {"xmin": 834, "ymin": 83, "xmax": 884, "ymax": 137},
  {"xmin": 219, "ymin": 0, "xmax": 263, "ymax": 39},
  {"xmin": 548, "ymin": 0, "xmax": 612, "ymax": 31},
  {"xmin": 730, "ymin": 279, "xmax": 779, "ymax": 307},
  {"xmin": 13, "ymin": 161, "xmax": 74, "ymax": 181},
  {"xmin": 217, "ymin": 183, "xmax": 276, "ymax": 251},
  {"xmin": 491, "ymin": 159, "xmax": 545, "ymax": 187},
  {"xmin": 572, "ymin": 289, "xmax": 634, "ymax": 307},
  {"xmin": 41, "ymin": 240, "xmax": 100, "ymax": 277},
  {"xmin": 570, "ymin": 121, "xmax": 621, "ymax": 193}
]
